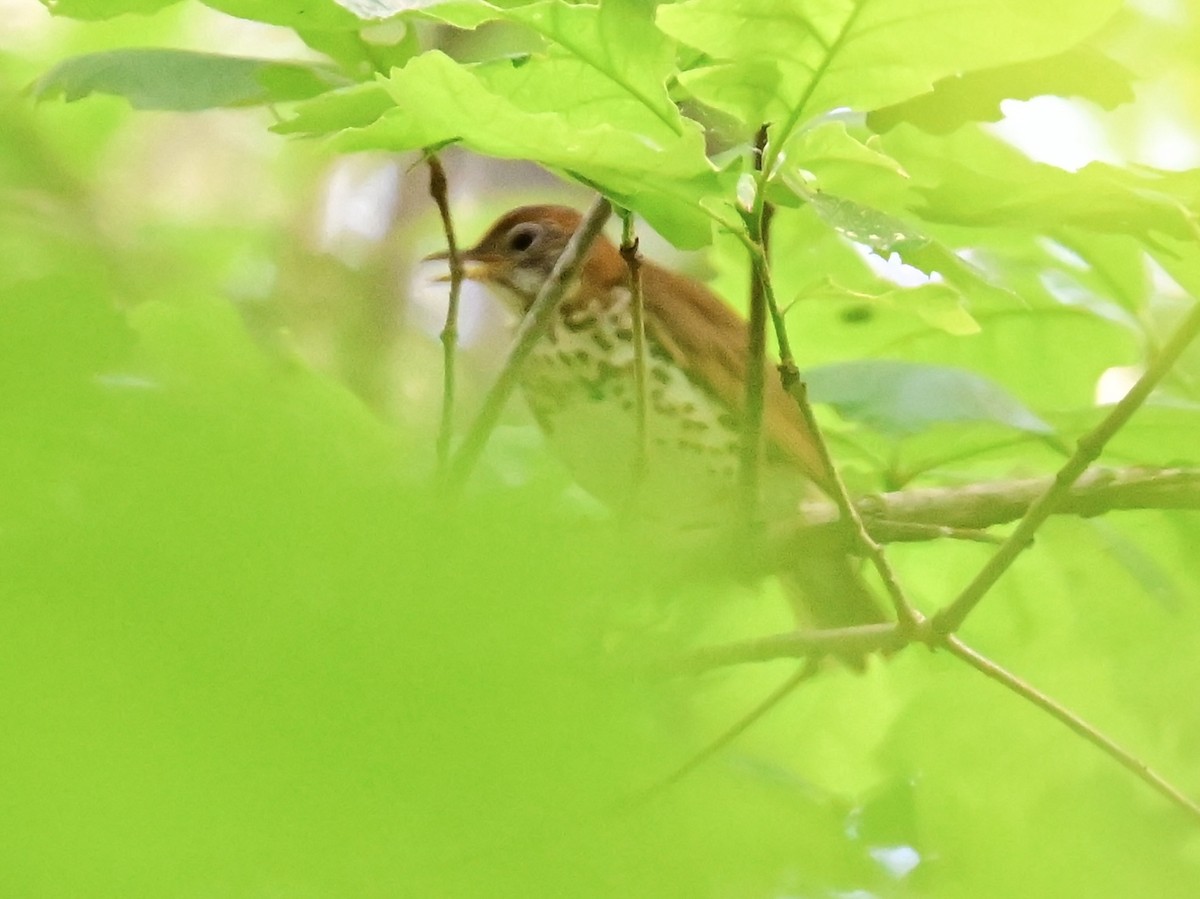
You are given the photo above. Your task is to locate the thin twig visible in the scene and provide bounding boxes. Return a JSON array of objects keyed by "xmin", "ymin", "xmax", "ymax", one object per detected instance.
[
  {"xmin": 627, "ymin": 660, "xmax": 820, "ymax": 806},
  {"xmin": 443, "ymin": 196, "xmax": 614, "ymax": 495},
  {"xmin": 934, "ymin": 299, "xmax": 1200, "ymax": 634},
  {"xmin": 739, "ymin": 125, "xmax": 773, "ymax": 530},
  {"xmin": 425, "ymin": 154, "xmax": 463, "ymax": 478},
  {"xmin": 750, "ymin": 215, "xmax": 921, "ymax": 628},
  {"xmin": 617, "ymin": 208, "xmax": 649, "ymax": 488},
  {"xmin": 677, "ymin": 623, "xmax": 907, "ymax": 673},
  {"xmin": 944, "ymin": 636, "xmax": 1200, "ymax": 824}
]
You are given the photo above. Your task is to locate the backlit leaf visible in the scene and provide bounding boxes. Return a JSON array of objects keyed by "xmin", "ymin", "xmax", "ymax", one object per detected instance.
[{"xmin": 33, "ymin": 49, "xmax": 346, "ymax": 111}]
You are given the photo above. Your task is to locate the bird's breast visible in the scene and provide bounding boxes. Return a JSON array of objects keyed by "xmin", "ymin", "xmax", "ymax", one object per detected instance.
[{"xmin": 520, "ymin": 296, "xmax": 744, "ymax": 519}]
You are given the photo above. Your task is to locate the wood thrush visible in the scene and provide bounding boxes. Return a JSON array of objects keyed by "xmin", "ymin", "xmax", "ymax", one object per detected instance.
[{"xmin": 436, "ymin": 204, "xmax": 881, "ymax": 628}]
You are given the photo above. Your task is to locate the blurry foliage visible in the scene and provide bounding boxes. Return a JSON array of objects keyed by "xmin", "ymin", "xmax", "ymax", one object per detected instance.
[{"xmin": 4, "ymin": 0, "xmax": 1200, "ymax": 896}]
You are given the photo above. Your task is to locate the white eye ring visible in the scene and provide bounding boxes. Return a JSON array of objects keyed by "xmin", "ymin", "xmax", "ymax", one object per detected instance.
[{"xmin": 506, "ymin": 224, "xmax": 541, "ymax": 253}]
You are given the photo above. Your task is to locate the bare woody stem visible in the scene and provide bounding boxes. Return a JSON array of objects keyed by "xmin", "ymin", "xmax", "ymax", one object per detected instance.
[
  {"xmin": 444, "ymin": 195, "xmax": 614, "ymax": 495},
  {"xmin": 738, "ymin": 125, "xmax": 772, "ymax": 529},
  {"xmin": 742, "ymin": 139, "xmax": 919, "ymax": 628},
  {"xmin": 425, "ymin": 154, "xmax": 463, "ymax": 479},
  {"xmin": 944, "ymin": 635, "xmax": 1200, "ymax": 824},
  {"xmin": 678, "ymin": 622, "xmax": 907, "ymax": 673},
  {"xmin": 627, "ymin": 660, "xmax": 819, "ymax": 807},
  {"xmin": 934, "ymin": 298, "xmax": 1200, "ymax": 634},
  {"xmin": 617, "ymin": 209, "xmax": 649, "ymax": 486}
]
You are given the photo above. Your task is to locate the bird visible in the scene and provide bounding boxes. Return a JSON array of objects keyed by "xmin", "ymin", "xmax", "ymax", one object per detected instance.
[{"xmin": 432, "ymin": 204, "xmax": 882, "ymax": 629}]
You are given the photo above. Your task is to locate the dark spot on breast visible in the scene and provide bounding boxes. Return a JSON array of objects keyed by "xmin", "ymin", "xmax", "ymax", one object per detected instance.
[
  {"xmin": 615, "ymin": 327, "xmax": 633, "ymax": 340},
  {"xmin": 651, "ymin": 367, "xmax": 671, "ymax": 385}
]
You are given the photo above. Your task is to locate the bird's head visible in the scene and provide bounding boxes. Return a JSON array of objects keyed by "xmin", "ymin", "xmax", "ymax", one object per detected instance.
[{"xmin": 425, "ymin": 205, "xmax": 623, "ymax": 313}]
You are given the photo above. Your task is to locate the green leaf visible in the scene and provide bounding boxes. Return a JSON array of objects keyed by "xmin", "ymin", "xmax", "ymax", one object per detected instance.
[
  {"xmin": 797, "ymin": 188, "xmax": 1016, "ymax": 305},
  {"xmin": 33, "ymin": 49, "xmax": 347, "ymax": 111},
  {"xmin": 918, "ymin": 160, "xmax": 1200, "ymax": 243},
  {"xmin": 805, "ymin": 359, "xmax": 1053, "ymax": 436},
  {"xmin": 657, "ymin": 0, "xmax": 1123, "ymax": 142},
  {"xmin": 39, "ymin": 0, "xmax": 183, "ymax": 18},
  {"xmin": 783, "ymin": 121, "xmax": 909, "ymax": 195},
  {"xmin": 868, "ymin": 45, "xmax": 1135, "ymax": 135},
  {"xmin": 283, "ymin": 50, "xmax": 720, "ymax": 246},
  {"xmin": 197, "ymin": 0, "xmax": 367, "ymax": 30},
  {"xmin": 800, "ymin": 279, "xmax": 980, "ymax": 337},
  {"xmin": 886, "ymin": 126, "xmax": 1200, "ymax": 244},
  {"xmin": 500, "ymin": 0, "xmax": 684, "ymax": 136},
  {"xmin": 273, "ymin": 79, "xmax": 394, "ymax": 132}
]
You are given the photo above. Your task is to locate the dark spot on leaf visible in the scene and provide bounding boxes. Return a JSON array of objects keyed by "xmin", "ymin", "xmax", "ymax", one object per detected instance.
[{"xmin": 841, "ymin": 304, "xmax": 873, "ymax": 324}]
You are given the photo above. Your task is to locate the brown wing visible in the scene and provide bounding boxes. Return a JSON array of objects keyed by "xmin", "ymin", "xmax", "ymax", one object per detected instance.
[{"xmin": 638, "ymin": 261, "xmax": 834, "ymax": 494}]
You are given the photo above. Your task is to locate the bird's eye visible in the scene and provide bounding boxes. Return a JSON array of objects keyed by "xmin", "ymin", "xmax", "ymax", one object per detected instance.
[{"xmin": 507, "ymin": 225, "xmax": 540, "ymax": 253}]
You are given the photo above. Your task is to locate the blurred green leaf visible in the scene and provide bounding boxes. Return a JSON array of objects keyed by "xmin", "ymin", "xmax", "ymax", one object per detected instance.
[
  {"xmin": 33, "ymin": 49, "xmax": 347, "ymax": 110},
  {"xmin": 797, "ymin": 278, "xmax": 980, "ymax": 336},
  {"xmin": 273, "ymin": 78, "xmax": 393, "ymax": 131},
  {"xmin": 198, "ymin": 0, "xmax": 364, "ymax": 29},
  {"xmin": 657, "ymin": 0, "xmax": 1123, "ymax": 137},
  {"xmin": 781, "ymin": 121, "xmax": 910, "ymax": 204},
  {"xmin": 39, "ymin": 0, "xmax": 183, "ymax": 18},
  {"xmin": 868, "ymin": 45, "xmax": 1135, "ymax": 134},
  {"xmin": 806, "ymin": 359, "xmax": 1053, "ymax": 436},
  {"xmin": 887, "ymin": 127, "xmax": 1200, "ymax": 244}
]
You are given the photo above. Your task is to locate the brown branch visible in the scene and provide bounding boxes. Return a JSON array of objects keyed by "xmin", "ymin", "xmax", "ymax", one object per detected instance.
[
  {"xmin": 677, "ymin": 622, "xmax": 908, "ymax": 674},
  {"xmin": 674, "ymin": 615, "xmax": 1200, "ymax": 823},
  {"xmin": 444, "ymin": 195, "xmax": 614, "ymax": 495},
  {"xmin": 944, "ymin": 635, "xmax": 1200, "ymax": 824},
  {"xmin": 617, "ymin": 209, "xmax": 648, "ymax": 489},
  {"xmin": 791, "ymin": 467, "xmax": 1200, "ymax": 541},
  {"xmin": 934, "ymin": 299, "xmax": 1200, "ymax": 634},
  {"xmin": 425, "ymin": 154, "xmax": 463, "ymax": 478}
]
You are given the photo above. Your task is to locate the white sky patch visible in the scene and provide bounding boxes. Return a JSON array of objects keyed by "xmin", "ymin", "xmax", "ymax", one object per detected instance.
[
  {"xmin": 1037, "ymin": 236, "xmax": 1090, "ymax": 270},
  {"xmin": 989, "ymin": 97, "xmax": 1122, "ymax": 172},
  {"xmin": 1127, "ymin": 0, "xmax": 1188, "ymax": 23},
  {"xmin": 849, "ymin": 240, "xmax": 942, "ymax": 288},
  {"xmin": 869, "ymin": 844, "xmax": 922, "ymax": 879},
  {"xmin": 1136, "ymin": 114, "xmax": 1200, "ymax": 170},
  {"xmin": 318, "ymin": 159, "xmax": 402, "ymax": 258},
  {"xmin": 1096, "ymin": 365, "xmax": 1143, "ymax": 404}
]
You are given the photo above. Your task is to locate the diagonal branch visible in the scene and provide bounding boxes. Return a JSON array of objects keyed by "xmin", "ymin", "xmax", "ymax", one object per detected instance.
[
  {"xmin": 444, "ymin": 195, "xmax": 614, "ymax": 495},
  {"xmin": 934, "ymin": 300, "xmax": 1200, "ymax": 634},
  {"xmin": 944, "ymin": 635, "xmax": 1200, "ymax": 824},
  {"xmin": 628, "ymin": 660, "xmax": 820, "ymax": 807}
]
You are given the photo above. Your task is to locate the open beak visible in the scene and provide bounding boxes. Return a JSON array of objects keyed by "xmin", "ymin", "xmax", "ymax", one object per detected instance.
[{"xmin": 421, "ymin": 248, "xmax": 493, "ymax": 283}]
